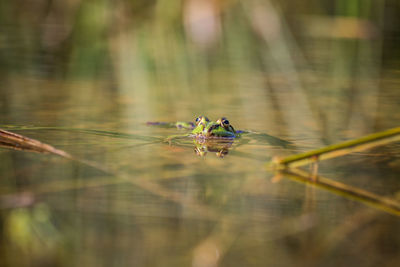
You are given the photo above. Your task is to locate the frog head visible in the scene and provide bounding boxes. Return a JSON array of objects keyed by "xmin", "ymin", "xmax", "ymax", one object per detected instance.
[{"xmin": 192, "ymin": 116, "xmax": 236, "ymax": 138}]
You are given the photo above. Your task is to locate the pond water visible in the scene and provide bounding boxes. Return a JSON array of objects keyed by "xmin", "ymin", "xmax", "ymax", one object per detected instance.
[{"xmin": 1, "ymin": 1, "xmax": 400, "ymax": 266}]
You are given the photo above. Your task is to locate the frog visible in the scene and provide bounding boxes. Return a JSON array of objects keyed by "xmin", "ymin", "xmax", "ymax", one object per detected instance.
[
  {"xmin": 192, "ymin": 116, "xmax": 237, "ymax": 138},
  {"xmin": 148, "ymin": 116, "xmax": 238, "ymax": 138}
]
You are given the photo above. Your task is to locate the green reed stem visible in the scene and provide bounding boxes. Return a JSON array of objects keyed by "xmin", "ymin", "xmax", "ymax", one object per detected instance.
[{"xmin": 269, "ymin": 126, "xmax": 400, "ymax": 169}]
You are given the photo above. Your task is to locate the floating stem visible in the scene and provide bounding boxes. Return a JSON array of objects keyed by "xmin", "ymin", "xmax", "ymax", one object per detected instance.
[
  {"xmin": 0, "ymin": 129, "xmax": 71, "ymax": 158},
  {"xmin": 270, "ymin": 126, "xmax": 400, "ymax": 169}
]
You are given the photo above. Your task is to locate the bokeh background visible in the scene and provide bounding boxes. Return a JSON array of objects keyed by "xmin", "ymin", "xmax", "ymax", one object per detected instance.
[{"xmin": 1, "ymin": 0, "xmax": 400, "ymax": 266}]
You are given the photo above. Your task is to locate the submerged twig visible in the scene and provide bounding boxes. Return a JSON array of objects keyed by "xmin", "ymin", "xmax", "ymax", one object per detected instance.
[
  {"xmin": 0, "ymin": 129, "xmax": 71, "ymax": 158},
  {"xmin": 270, "ymin": 126, "xmax": 400, "ymax": 169}
]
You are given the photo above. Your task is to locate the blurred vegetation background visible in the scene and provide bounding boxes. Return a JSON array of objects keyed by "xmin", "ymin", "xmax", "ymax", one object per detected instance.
[{"xmin": 1, "ymin": 1, "xmax": 400, "ymax": 266}]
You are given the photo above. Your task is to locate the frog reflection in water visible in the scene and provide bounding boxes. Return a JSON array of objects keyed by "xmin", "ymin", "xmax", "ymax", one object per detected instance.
[{"xmin": 194, "ymin": 138, "xmax": 233, "ymax": 158}]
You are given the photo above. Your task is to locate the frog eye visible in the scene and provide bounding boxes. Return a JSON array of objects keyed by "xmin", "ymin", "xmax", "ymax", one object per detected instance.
[
  {"xmin": 222, "ymin": 119, "xmax": 229, "ymax": 125},
  {"xmin": 195, "ymin": 117, "xmax": 200, "ymax": 123},
  {"xmin": 204, "ymin": 116, "xmax": 210, "ymax": 122}
]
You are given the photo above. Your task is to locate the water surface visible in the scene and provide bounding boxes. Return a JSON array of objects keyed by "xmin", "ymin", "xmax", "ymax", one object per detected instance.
[{"xmin": 1, "ymin": 1, "xmax": 400, "ymax": 266}]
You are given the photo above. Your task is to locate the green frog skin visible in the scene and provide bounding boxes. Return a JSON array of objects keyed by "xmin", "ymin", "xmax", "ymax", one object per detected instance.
[{"xmin": 192, "ymin": 116, "xmax": 236, "ymax": 138}]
